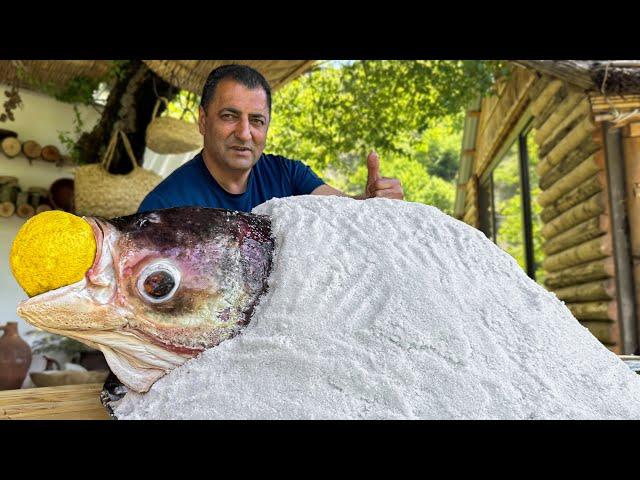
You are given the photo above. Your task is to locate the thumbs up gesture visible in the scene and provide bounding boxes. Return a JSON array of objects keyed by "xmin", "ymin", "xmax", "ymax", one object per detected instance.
[{"xmin": 364, "ymin": 151, "xmax": 404, "ymax": 200}]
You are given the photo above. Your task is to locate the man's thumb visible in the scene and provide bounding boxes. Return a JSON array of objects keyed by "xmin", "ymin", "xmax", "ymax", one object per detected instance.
[{"xmin": 367, "ymin": 150, "xmax": 380, "ymax": 183}]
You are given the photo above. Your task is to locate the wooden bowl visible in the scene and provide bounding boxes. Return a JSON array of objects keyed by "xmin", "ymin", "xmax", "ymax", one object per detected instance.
[{"xmin": 30, "ymin": 370, "xmax": 109, "ymax": 388}]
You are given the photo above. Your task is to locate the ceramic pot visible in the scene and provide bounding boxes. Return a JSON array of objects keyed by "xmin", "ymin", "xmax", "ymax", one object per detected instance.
[{"xmin": 0, "ymin": 322, "xmax": 32, "ymax": 390}]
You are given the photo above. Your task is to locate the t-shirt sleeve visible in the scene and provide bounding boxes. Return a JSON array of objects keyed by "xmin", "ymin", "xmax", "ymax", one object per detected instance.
[
  {"xmin": 288, "ymin": 159, "xmax": 325, "ymax": 195},
  {"xmin": 137, "ymin": 191, "xmax": 169, "ymax": 213}
]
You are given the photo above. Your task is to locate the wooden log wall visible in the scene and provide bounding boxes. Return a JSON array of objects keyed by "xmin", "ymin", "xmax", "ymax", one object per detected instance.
[
  {"xmin": 528, "ymin": 78, "xmax": 620, "ymax": 351},
  {"xmin": 462, "ymin": 69, "xmax": 640, "ymax": 352}
]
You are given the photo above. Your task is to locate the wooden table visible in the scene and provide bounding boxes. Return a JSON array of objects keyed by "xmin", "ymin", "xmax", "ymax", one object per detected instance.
[{"xmin": 0, "ymin": 383, "xmax": 111, "ymax": 420}]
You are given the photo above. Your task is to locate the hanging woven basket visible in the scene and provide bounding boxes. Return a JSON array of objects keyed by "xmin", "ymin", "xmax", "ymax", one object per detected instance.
[
  {"xmin": 145, "ymin": 97, "xmax": 203, "ymax": 155},
  {"xmin": 74, "ymin": 129, "xmax": 163, "ymax": 218}
]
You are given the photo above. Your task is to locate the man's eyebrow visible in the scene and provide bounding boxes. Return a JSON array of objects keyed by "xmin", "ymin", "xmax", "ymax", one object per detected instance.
[{"xmin": 218, "ymin": 108, "xmax": 266, "ymax": 119}]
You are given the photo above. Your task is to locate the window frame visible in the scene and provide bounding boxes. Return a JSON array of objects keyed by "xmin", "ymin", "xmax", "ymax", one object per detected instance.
[{"xmin": 478, "ymin": 116, "xmax": 539, "ymax": 280}]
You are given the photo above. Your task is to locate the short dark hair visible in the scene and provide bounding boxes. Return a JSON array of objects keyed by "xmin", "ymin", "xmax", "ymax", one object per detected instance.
[{"xmin": 200, "ymin": 64, "xmax": 272, "ymax": 113}]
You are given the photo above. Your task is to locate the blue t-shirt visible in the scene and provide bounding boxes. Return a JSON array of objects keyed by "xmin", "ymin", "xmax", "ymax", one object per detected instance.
[{"xmin": 137, "ymin": 152, "xmax": 325, "ymax": 213}]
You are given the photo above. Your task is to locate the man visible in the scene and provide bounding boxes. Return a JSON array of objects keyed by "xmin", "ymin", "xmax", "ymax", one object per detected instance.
[{"xmin": 138, "ymin": 64, "xmax": 403, "ymax": 214}]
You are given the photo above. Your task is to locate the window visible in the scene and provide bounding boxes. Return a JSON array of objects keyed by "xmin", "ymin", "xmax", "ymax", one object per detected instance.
[{"xmin": 478, "ymin": 126, "xmax": 545, "ymax": 285}]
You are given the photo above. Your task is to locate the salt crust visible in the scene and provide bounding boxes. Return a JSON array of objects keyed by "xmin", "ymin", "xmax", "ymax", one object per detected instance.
[{"xmin": 114, "ymin": 196, "xmax": 640, "ymax": 419}]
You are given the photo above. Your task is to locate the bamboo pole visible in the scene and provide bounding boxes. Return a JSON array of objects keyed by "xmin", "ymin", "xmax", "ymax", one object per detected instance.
[
  {"xmin": 537, "ymin": 154, "xmax": 604, "ymax": 207},
  {"xmin": 534, "ymin": 92, "xmax": 585, "ymax": 146},
  {"xmin": 542, "ymin": 216, "xmax": 610, "ymax": 255},
  {"xmin": 540, "ymin": 172, "xmax": 606, "ymax": 223},
  {"xmin": 545, "ymin": 257, "xmax": 615, "ymax": 289},
  {"xmin": 542, "ymin": 234, "xmax": 612, "ymax": 272},
  {"xmin": 537, "ymin": 116, "xmax": 597, "ymax": 178},
  {"xmin": 463, "ymin": 204, "xmax": 478, "ymax": 227},
  {"xmin": 541, "ymin": 193, "xmax": 607, "ymax": 239},
  {"xmin": 567, "ymin": 301, "xmax": 618, "ymax": 321},
  {"xmin": 554, "ymin": 279, "xmax": 615, "ymax": 302},
  {"xmin": 538, "ymin": 139, "xmax": 600, "ymax": 191}
]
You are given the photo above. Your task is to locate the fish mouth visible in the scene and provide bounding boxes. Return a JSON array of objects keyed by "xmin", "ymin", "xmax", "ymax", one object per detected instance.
[{"xmin": 17, "ymin": 280, "xmax": 197, "ymax": 393}]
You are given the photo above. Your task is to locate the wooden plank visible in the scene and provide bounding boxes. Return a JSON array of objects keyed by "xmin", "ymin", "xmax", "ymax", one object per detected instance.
[{"xmin": 0, "ymin": 383, "xmax": 110, "ymax": 420}]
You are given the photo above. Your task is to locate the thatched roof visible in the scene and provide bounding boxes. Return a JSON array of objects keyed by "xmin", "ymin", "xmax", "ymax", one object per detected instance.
[
  {"xmin": 0, "ymin": 60, "xmax": 112, "ymax": 91},
  {"xmin": 0, "ymin": 60, "xmax": 316, "ymax": 96},
  {"xmin": 514, "ymin": 60, "xmax": 640, "ymax": 95},
  {"xmin": 143, "ymin": 60, "xmax": 316, "ymax": 93}
]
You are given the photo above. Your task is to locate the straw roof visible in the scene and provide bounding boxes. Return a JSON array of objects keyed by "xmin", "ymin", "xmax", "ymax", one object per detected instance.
[
  {"xmin": 0, "ymin": 60, "xmax": 316, "ymax": 96},
  {"xmin": 0, "ymin": 60, "xmax": 112, "ymax": 91},
  {"xmin": 143, "ymin": 60, "xmax": 316, "ymax": 93}
]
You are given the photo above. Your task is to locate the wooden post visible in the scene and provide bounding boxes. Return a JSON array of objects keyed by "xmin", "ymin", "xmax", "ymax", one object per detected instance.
[
  {"xmin": 603, "ymin": 123, "xmax": 638, "ymax": 354},
  {"xmin": 622, "ymin": 122, "xmax": 640, "ymax": 354}
]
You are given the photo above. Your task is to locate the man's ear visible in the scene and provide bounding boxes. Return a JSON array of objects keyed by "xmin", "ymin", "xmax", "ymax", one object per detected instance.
[{"xmin": 198, "ymin": 105, "xmax": 206, "ymax": 136}]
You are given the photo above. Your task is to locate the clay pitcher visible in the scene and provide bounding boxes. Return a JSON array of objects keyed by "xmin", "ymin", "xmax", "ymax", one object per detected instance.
[{"xmin": 0, "ymin": 322, "xmax": 32, "ymax": 390}]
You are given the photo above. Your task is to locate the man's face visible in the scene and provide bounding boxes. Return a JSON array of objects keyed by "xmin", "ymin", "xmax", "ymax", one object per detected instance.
[{"xmin": 198, "ymin": 79, "xmax": 270, "ymax": 172}]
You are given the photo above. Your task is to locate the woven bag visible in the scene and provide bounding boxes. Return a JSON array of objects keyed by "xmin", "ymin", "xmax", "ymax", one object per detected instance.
[
  {"xmin": 145, "ymin": 97, "xmax": 203, "ymax": 155},
  {"xmin": 74, "ymin": 129, "xmax": 163, "ymax": 218}
]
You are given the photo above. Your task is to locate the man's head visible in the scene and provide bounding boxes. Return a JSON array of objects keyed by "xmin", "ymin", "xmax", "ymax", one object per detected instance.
[{"xmin": 198, "ymin": 64, "xmax": 272, "ymax": 173}]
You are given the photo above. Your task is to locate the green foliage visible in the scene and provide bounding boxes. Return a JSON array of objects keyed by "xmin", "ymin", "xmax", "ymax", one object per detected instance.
[
  {"xmin": 269, "ymin": 60, "xmax": 505, "ymax": 173},
  {"xmin": 267, "ymin": 60, "xmax": 505, "ymax": 210}
]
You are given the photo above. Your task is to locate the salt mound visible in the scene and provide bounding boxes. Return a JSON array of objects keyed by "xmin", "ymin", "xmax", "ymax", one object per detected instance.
[{"xmin": 113, "ymin": 196, "xmax": 640, "ymax": 419}]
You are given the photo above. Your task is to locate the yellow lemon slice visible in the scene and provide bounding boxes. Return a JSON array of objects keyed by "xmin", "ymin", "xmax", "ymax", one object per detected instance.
[{"xmin": 10, "ymin": 210, "xmax": 96, "ymax": 297}]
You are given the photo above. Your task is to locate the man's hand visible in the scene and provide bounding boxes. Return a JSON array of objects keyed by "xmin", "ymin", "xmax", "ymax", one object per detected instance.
[{"xmin": 364, "ymin": 151, "xmax": 404, "ymax": 200}]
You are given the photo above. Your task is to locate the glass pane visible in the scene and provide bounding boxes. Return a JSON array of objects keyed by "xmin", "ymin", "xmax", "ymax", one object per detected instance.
[
  {"xmin": 493, "ymin": 142, "xmax": 525, "ymax": 270},
  {"xmin": 526, "ymin": 131, "xmax": 545, "ymax": 286}
]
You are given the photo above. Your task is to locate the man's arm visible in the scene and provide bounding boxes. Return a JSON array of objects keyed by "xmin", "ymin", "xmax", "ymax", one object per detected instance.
[{"xmin": 311, "ymin": 151, "xmax": 404, "ymax": 200}]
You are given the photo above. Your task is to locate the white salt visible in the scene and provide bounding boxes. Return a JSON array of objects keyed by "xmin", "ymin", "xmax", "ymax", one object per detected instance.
[{"xmin": 113, "ymin": 196, "xmax": 640, "ymax": 419}]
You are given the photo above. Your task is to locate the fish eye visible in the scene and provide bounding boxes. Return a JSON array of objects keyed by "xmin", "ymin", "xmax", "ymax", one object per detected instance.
[{"xmin": 136, "ymin": 261, "xmax": 181, "ymax": 304}]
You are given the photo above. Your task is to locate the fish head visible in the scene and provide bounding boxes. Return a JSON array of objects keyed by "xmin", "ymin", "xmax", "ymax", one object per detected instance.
[{"xmin": 17, "ymin": 207, "xmax": 274, "ymax": 392}]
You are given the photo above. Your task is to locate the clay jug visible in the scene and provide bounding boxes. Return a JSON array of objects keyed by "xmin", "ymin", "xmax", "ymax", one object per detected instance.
[{"xmin": 0, "ymin": 322, "xmax": 32, "ymax": 390}]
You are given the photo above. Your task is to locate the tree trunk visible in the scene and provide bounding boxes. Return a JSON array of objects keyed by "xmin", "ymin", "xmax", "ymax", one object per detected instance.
[{"xmin": 76, "ymin": 60, "xmax": 180, "ymax": 174}]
